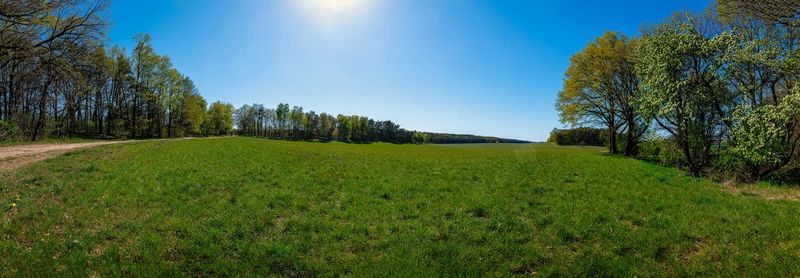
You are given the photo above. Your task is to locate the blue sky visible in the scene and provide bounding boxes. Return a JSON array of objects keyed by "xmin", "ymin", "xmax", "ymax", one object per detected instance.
[{"xmin": 108, "ymin": 0, "xmax": 711, "ymax": 141}]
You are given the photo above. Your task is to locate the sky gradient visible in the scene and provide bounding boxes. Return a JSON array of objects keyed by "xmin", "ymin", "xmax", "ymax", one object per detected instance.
[{"xmin": 108, "ymin": 0, "xmax": 711, "ymax": 141}]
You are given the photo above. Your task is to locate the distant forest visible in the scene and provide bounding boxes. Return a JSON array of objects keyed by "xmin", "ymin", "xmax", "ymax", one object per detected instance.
[
  {"xmin": 233, "ymin": 103, "xmax": 530, "ymax": 144},
  {"xmin": 426, "ymin": 133, "xmax": 530, "ymax": 144}
]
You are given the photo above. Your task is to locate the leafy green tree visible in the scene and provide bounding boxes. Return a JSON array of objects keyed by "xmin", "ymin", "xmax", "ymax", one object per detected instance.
[
  {"xmin": 275, "ymin": 103, "xmax": 290, "ymax": 138},
  {"xmin": 411, "ymin": 132, "xmax": 429, "ymax": 144},
  {"xmin": 290, "ymin": 106, "xmax": 304, "ymax": 139},
  {"xmin": 319, "ymin": 113, "xmax": 334, "ymax": 141},
  {"xmin": 557, "ymin": 32, "xmax": 643, "ymax": 154},
  {"xmin": 336, "ymin": 114, "xmax": 350, "ymax": 142},
  {"xmin": 717, "ymin": 0, "xmax": 800, "ymax": 26},
  {"xmin": 131, "ymin": 34, "xmax": 159, "ymax": 138},
  {"xmin": 108, "ymin": 45, "xmax": 133, "ymax": 138},
  {"xmin": 206, "ymin": 101, "xmax": 234, "ymax": 136},
  {"xmin": 181, "ymin": 87, "xmax": 206, "ymax": 136},
  {"xmin": 306, "ymin": 111, "xmax": 319, "ymax": 140}
]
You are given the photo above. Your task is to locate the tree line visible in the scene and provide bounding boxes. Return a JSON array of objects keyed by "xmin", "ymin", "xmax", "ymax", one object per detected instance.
[
  {"xmin": 0, "ymin": 0, "xmax": 234, "ymax": 142},
  {"xmin": 233, "ymin": 103, "xmax": 531, "ymax": 144},
  {"xmin": 556, "ymin": 0, "xmax": 800, "ymax": 182},
  {"xmin": 233, "ymin": 103, "xmax": 418, "ymax": 143},
  {"xmin": 425, "ymin": 133, "xmax": 529, "ymax": 144}
]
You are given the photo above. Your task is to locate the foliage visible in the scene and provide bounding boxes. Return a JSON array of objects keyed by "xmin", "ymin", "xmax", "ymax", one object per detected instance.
[
  {"xmin": 729, "ymin": 88, "xmax": 800, "ymax": 177},
  {"xmin": 205, "ymin": 101, "xmax": 234, "ymax": 136},
  {"xmin": 636, "ymin": 131, "xmax": 687, "ymax": 167},
  {"xmin": 548, "ymin": 127, "xmax": 608, "ymax": 146},
  {"xmin": 635, "ymin": 16, "xmax": 735, "ymax": 176},
  {"xmin": 557, "ymin": 31, "xmax": 644, "ymax": 155},
  {"xmin": 181, "ymin": 91, "xmax": 207, "ymax": 136},
  {"xmin": 0, "ymin": 120, "xmax": 21, "ymax": 142},
  {"xmin": 717, "ymin": 0, "xmax": 800, "ymax": 26},
  {"xmin": 411, "ymin": 132, "xmax": 429, "ymax": 144},
  {"xmin": 235, "ymin": 103, "xmax": 415, "ymax": 143}
]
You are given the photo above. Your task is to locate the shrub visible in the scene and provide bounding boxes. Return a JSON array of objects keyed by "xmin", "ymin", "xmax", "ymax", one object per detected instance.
[
  {"xmin": 548, "ymin": 127, "xmax": 608, "ymax": 146},
  {"xmin": 0, "ymin": 120, "xmax": 21, "ymax": 142},
  {"xmin": 636, "ymin": 137, "xmax": 685, "ymax": 168},
  {"xmin": 411, "ymin": 132, "xmax": 429, "ymax": 144},
  {"xmin": 710, "ymin": 148, "xmax": 749, "ymax": 182}
]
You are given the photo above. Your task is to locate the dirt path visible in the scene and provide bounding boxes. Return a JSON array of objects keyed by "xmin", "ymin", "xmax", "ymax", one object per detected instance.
[
  {"xmin": 0, "ymin": 138, "xmax": 213, "ymax": 172},
  {"xmin": 0, "ymin": 141, "xmax": 137, "ymax": 172}
]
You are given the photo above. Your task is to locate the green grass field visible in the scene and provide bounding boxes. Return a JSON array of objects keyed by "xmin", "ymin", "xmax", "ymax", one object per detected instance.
[{"xmin": 2, "ymin": 137, "xmax": 799, "ymax": 276}]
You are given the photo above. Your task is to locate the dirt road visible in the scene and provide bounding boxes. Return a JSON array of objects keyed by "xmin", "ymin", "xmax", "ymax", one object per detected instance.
[{"xmin": 0, "ymin": 141, "xmax": 138, "ymax": 172}]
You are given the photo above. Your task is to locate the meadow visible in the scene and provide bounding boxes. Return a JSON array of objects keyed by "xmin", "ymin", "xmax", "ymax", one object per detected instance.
[{"xmin": 1, "ymin": 137, "xmax": 799, "ymax": 276}]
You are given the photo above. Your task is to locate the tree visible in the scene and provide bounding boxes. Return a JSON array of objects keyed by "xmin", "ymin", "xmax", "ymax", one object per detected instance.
[
  {"xmin": 717, "ymin": 0, "xmax": 800, "ymax": 27},
  {"xmin": 234, "ymin": 104, "xmax": 254, "ymax": 135},
  {"xmin": 275, "ymin": 103, "xmax": 289, "ymax": 138},
  {"xmin": 411, "ymin": 132, "xmax": 429, "ymax": 144},
  {"xmin": 181, "ymin": 86, "xmax": 206, "ymax": 136},
  {"xmin": 290, "ymin": 106, "xmax": 304, "ymax": 139},
  {"xmin": 306, "ymin": 110, "xmax": 319, "ymax": 140},
  {"xmin": 730, "ymin": 88, "xmax": 800, "ymax": 179},
  {"xmin": 611, "ymin": 37, "xmax": 648, "ymax": 156},
  {"xmin": 336, "ymin": 114, "xmax": 349, "ymax": 142},
  {"xmin": 716, "ymin": 0, "xmax": 800, "ymax": 178},
  {"xmin": 636, "ymin": 16, "xmax": 736, "ymax": 176},
  {"xmin": 319, "ymin": 112, "xmax": 334, "ymax": 141},
  {"xmin": 206, "ymin": 101, "xmax": 233, "ymax": 136},
  {"xmin": 557, "ymin": 32, "xmax": 643, "ymax": 154}
]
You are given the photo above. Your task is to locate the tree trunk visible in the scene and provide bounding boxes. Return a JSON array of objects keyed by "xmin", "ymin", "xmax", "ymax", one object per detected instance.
[
  {"xmin": 132, "ymin": 94, "xmax": 138, "ymax": 138},
  {"xmin": 624, "ymin": 119, "xmax": 637, "ymax": 156},
  {"xmin": 608, "ymin": 126, "xmax": 618, "ymax": 154},
  {"xmin": 678, "ymin": 132, "xmax": 701, "ymax": 177},
  {"xmin": 32, "ymin": 78, "xmax": 52, "ymax": 141},
  {"xmin": 168, "ymin": 114, "xmax": 173, "ymax": 138}
]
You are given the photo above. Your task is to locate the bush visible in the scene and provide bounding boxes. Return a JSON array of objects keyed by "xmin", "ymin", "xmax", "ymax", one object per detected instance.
[
  {"xmin": 766, "ymin": 162, "xmax": 800, "ymax": 185},
  {"xmin": 636, "ymin": 138, "xmax": 685, "ymax": 168},
  {"xmin": 0, "ymin": 120, "xmax": 21, "ymax": 142},
  {"xmin": 548, "ymin": 127, "xmax": 608, "ymax": 146},
  {"xmin": 411, "ymin": 132, "xmax": 429, "ymax": 144},
  {"xmin": 710, "ymin": 148, "xmax": 749, "ymax": 182}
]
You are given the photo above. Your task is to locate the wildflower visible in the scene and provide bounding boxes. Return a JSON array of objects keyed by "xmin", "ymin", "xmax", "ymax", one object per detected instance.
[{"xmin": 10, "ymin": 203, "xmax": 16, "ymax": 208}]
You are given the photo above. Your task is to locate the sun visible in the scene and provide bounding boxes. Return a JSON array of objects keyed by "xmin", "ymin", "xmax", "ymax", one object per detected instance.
[
  {"xmin": 305, "ymin": 0, "xmax": 365, "ymax": 12},
  {"xmin": 297, "ymin": 0, "xmax": 371, "ymax": 26}
]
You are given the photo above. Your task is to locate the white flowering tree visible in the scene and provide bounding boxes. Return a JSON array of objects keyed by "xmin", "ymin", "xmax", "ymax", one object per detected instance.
[
  {"xmin": 635, "ymin": 17, "xmax": 736, "ymax": 176},
  {"xmin": 718, "ymin": 0, "xmax": 800, "ymax": 179},
  {"xmin": 730, "ymin": 89, "xmax": 800, "ymax": 178}
]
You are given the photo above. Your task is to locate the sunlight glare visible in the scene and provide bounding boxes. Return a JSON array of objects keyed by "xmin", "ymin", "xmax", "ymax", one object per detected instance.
[{"xmin": 297, "ymin": 0, "xmax": 371, "ymax": 27}]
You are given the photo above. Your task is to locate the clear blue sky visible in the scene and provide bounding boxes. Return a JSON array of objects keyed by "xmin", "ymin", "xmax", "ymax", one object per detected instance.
[{"xmin": 108, "ymin": 0, "xmax": 711, "ymax": 141}]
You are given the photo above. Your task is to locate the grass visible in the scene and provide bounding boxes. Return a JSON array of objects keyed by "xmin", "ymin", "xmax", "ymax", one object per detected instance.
[{"xmin": 1, "ymin": 137, "xmax": 799, "ymax": 276}]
